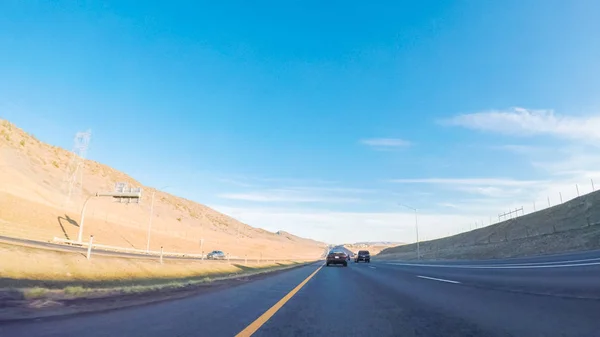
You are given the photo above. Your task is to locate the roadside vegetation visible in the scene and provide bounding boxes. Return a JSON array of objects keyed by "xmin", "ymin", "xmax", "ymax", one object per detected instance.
[{"xmin": 0, "ymin": 243, "xmax": 309, "ymax": 300}]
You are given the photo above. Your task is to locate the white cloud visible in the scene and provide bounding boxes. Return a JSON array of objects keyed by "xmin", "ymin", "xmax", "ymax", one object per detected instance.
[
  {"xmin": 360, "ymin": 138, "xmax": 412, "ymax": 149},
  {"xmin": 284, "ymin": 186, "xmax": 376, "ymax": 194},
  {"xmin": 456, "ymin": 186, "xmax": 525, "ymax": 198},
  {"xmin": 491, "ymin": 144, "xmax": 550, "ymax": 155},
  {"xmin": 214, "ymin": 178, "xmax": 255, "ymax": 188},
  {"xmin": 209, "ymin": 204, "xmax": 479, "ymax": 244},
  {"xmin": 390, "ymin": 177, "xmax": 541, "ymax": 186},
  {"xmin": 531, "ymin": 150, "xmax": 600, "ymax": 176},
  {"xmin": 437, "ymin": 202, "xmax": 460, "ymax": 208},
  {"xmin": 390, "ymin": 177, "xmax": 542, "ymax": 200},
  {"xmin": 218, "ymin": 190, "xmax": 361, "ymax": 203},
  {"xmin": 444, "ymin": 107, "xmax": 600, "ymax": 143}
]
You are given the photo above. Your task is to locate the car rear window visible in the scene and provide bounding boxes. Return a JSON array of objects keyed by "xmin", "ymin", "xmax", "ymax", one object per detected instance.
[{"xmin": 359, "ymin": 250, "xmax": 370, "ymax": 254}]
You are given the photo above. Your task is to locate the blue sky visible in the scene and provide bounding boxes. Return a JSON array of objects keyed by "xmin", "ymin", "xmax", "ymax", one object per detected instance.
[{"xmin": 1, "ymin": 1, "xmax": 600, "ymax": 243}]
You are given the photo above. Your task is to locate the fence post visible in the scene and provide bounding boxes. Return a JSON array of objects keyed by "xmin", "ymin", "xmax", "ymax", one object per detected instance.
[
  {"xmin": 592, "ymin": 178, "xmax": 595, "ymax": 192},
  {"xmin": 576, "ymin": 184, "xmax": 580, "ymax": 197},
  {"xmin": 86, "ymin": 235, "xmax": 94, "ymax": 260},
  {"xmin": 559, "ymin": 192, "xmax": 563, "ymax": 203},
  {"xmin": 160, "ymin": 246, "xmax": 163, "ymax": 264},
  {"xmin": 548, "ymin": 196, "xmax": 551, "ymax": 207},
  {"xmin": 201, "ymin": 250, "xmax": 204, "ymax": 261}
]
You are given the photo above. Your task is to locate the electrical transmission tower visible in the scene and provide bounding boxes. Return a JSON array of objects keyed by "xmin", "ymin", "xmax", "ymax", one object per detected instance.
[{"xmin": 63, "ymin": 130, "xmax": 92, "ymax": 207}]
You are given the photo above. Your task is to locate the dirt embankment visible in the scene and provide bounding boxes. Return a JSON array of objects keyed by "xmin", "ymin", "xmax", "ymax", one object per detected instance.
[{"xmin": 378, "ymin": 189, "xmax": 600, "ymax": 260}]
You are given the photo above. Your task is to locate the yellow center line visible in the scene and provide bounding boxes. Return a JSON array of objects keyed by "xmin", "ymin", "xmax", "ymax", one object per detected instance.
[{"xmin": 235, "ymin": 263, "xmax": 324, "ymax": 337}]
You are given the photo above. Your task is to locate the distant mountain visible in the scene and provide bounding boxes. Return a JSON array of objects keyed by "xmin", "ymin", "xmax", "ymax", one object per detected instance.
[
  {"xmin": 351, "ymin": 241, "xmax": 404, "ymax": 246},
  {"xmin": 276, "ymin": 230, "xmax": 327, "ymax": 247},
  {"xmin": 330, "ymin": 245, "xmax": 355, "ymax": 257},
  {"xmin": 342, "ymin": 241, "xmax": 405, "ymax": 255}
]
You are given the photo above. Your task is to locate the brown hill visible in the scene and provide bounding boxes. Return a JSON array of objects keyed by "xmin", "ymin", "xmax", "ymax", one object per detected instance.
[
  {"xmin": 0, "ymin": 119, "xmax": 326, "ymax": 259},
  {"xmin": 343, "ymin": 242, "xmax": 404, "ymax": 255},
  {"xmin": 377, "ymin": 188, "xmax": 600, "ymax": 260}
]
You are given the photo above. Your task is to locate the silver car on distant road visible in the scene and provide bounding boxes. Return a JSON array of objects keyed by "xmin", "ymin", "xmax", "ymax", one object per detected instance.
[{"xmin": 207, "ymin": 250, "xmax": 226, "ymax": 260}]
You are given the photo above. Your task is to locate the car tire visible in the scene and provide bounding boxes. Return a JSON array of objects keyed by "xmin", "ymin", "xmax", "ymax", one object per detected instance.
[{"xmin": 326, "ymin": 263, "xmax": 330, "ymax": 267}]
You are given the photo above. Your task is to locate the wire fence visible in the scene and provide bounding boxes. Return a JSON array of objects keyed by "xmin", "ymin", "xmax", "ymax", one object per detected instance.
[{"xmin": 442, "ymin": 178, "xmax": 598, "ymax": 240}]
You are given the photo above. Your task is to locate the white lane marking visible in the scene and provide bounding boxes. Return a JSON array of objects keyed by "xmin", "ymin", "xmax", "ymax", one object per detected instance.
[
  {"xmin": 368, "ymin": 266, "xmax": 376, "ymax": 269},
  {"xmin": 387, "ymin": 261, "xmax": 600, "ymax": 269},
  {"xmin": 475, "ymin": 257, "xmax": 600, "ymax": 266},
  {"xmin": 417, "ymin": 275, "xmax": 460, "ymax": 284}
]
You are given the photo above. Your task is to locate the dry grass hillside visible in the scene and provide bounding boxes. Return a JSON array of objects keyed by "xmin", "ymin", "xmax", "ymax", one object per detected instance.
[
  {"xmin": 378, "ymin": 189, "xmax": 600, "ymax": 260},
  {"xmin": 0, "ymin": 119, "xmax": 326, "ymax": 259}
]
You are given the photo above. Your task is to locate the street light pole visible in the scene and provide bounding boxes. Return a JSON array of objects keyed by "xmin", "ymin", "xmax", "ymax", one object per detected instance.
[
  {"xmin": 78, "ymin": 193, "xmax": 98, "ymax": 242},
  {"xmin": 399, "ymin": 203, "xmax": 420, "ymax": 260},
  {"xmin": 78, "ymin": 189, "xmax": 142, "ymax": 243},
  {"xmin": 414, "ymin": 208, "xmax": 420, "ymax": 260}
]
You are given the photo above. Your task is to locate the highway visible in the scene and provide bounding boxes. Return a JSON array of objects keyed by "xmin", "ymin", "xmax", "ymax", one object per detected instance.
[{"xmin": 3, "ymin": 251, "xmax": 600, "ymax": 337}]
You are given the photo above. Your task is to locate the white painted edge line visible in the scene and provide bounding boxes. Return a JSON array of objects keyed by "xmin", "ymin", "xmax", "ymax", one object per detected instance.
[
  {"xmin": 368, "ymin": 266, "xmax": 376, "ymax": 269},
  {"xmin": 501, "ymin": 257, "xmax": 600, "ymax": 266},
  {"xmin": 417, "ymin": 275, "xmax": 460, "ymax": 284},
  {"xmin": 387, "ymin": 261, "xmax": 600, "ymax": 269}
]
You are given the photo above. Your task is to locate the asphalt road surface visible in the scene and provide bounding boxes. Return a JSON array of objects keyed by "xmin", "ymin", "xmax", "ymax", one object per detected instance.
[{"xmin": 3, "ymin": 250, "xmax": 600, "ymax": 337}]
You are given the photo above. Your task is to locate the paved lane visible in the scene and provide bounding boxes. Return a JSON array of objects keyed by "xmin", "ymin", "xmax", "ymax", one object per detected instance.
[
  {"xmin": 363, "ymin": 262, "xmax": 600, "ymax": 337},
  {"xmin": 3, "ymin": 252, "xmax": 600, "ymax": 336},
  {"xmin": 254, "ymin": 263, "xmax": 489, "ymax": 337}
]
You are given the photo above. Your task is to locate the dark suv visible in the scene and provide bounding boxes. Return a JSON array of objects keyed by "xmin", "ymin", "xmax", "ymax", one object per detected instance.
[
  {"xmin": 326, "ymin": 249, "xmax": 348, "ymax": 267},
  {"xmin": 355, "ymin": 250, "xmax": 370, "ymax": 263}
]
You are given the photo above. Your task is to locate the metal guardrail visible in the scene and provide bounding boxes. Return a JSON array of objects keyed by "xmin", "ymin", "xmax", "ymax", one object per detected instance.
[
  {"xmin": 54, "ymin": 237, "xmax": 219, "ymax": 259},
  {"xmin": 51, "ymin": 237, "xmax": 310, "ymax": 262},
  {"xmin": 0, "ymin": 221, "xmax": 313, "ymax": 263}
]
